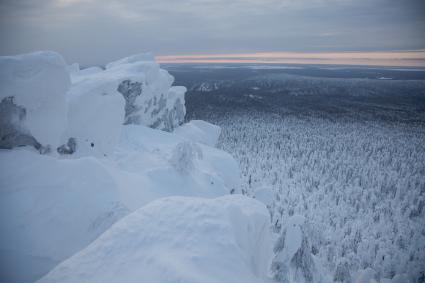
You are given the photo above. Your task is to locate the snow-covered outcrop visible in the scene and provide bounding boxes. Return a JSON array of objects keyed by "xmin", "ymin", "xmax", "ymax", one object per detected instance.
[
  {"xmin": 174, "ymin": 119, "xmax": 221, "ymax": 147},
  {"xmin": 0, "ymin": 51, "xmax": 70, "ymax": 151},
  {"xmin": 64, "ymin": 53, "xmax": 186, "ymax": 157},
  {"xmin": 64, "ymin": 73, "xmax": 125, "ymax": 157},
  {"xmin": 0, "ymin": 121, "xmax": 241, "ymax": 283},
  {"xmin": 38, "ymin": 195, "xmax": 272, "ymax": 283},
  {"xmin": 69, "ymin": 53, "xmax": 186, "ymax": 131},
  {"xmin": 0, "ymin": 51, "xmax": 255, "ymax": 283}
]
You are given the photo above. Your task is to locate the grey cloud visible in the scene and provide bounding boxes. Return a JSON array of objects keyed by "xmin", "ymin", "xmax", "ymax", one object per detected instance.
[{"xmin": 0, "ymin": 0, "xmax": 424, "ymax": 65}]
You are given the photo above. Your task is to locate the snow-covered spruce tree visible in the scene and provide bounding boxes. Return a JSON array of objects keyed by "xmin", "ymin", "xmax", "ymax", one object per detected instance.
[
  {"xmin": 205, "ymin": 108, "xmax": 425, "ymax": 281},
  {"xmin": 271, "ymin": 215, "xmax": 320, "ymax": 283},
  {"xmin": 169, "ymin": 141, "xmax": 203, "ymax": 174}
]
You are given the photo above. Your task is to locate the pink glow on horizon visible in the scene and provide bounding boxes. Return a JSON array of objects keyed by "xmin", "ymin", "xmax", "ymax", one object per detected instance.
[{"xmin": 156, "ymin": 51, "xmax": 425, "ymax": 67}]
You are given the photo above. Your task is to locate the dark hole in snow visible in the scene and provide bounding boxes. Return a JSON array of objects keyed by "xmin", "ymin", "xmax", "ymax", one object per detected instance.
[{"xmin": 91, "ymin": 142, "xmax": 94, "ymax": 147}]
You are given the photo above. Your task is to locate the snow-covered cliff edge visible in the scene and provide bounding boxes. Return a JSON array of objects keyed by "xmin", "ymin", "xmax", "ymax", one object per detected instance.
[{"xmin": 0, "ymin": 51, "xmax": 271, "ymax": 283}]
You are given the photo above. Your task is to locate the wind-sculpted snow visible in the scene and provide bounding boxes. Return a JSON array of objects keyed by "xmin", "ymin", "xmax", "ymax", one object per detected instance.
[
  {"xmin": 0, "ymin": 51, "xmax": 70, "ymax": 151},
  {"xmin": 0, "ymin": 51, "xmax": 251, "ymax": 283},
  {"xmin": 38, "ymin": 195, "xmax": 272, "ymax": 283},
  {"xmin": 65, "ymin": 54, "xmax": 186, "ymax": 157},
  {"xmin": 174, "ymin": 120, "xmax": 221, "ymax": 147},
  {"xmin": 0, "ymin": 149, "xmax": 130, "ymax": 283}
]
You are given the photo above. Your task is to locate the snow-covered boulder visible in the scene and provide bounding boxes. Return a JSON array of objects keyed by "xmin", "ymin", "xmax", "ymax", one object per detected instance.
[
  {"xmin": 63, "ymin": 73, "xmax": 125, "ymax": 157},
  {"xmin": 0, "ymin": 149, "xmax": 129, "ymax": 283},
  {"xmin": 38, "ymin": 195, "xmax": 273, "ymax": 283},
  {"xmin": 73, "ymin": 53, "xmax": 185, "ymax": 131},
  {"xmin": 0, "ymin": 51, "xmax": 70, "ymax": 151},
  {"xmin": 61, "ymin": 53, "xmax": 186, "ymax": 157},
  {"xmin": 174, "ymin": 120, "xmax": 222, "ymax": 147}
]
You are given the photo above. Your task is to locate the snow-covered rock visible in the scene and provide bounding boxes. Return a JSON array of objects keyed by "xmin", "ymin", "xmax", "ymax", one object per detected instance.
[
  {"xmin": 105, "ymin": 53, "xmax": 186, "ymax": 130},
  {"xmin": 64, "ymin": 73, "xmax": 125, "ymax": 157},
  {"xmin": 0, "ymin": 51, "xmax": 70, "ymax": 151},
  {"xmin": 174, "ymin": 120, "xmax": 222, "ymax": 147},
  {"xmin": 62, "ymin": 53, "xmax": 186, "ymax": 157},
  {"xmin": 0, "ymin": 149, "xmax": 129, "ymax": 283},
  {"xmin": 38, "ymin": 195, "xmax": 273, "ymax": 283},
  {"xmin": 0, "ymin": 51, "xmax": 247, "ymax": 283}
]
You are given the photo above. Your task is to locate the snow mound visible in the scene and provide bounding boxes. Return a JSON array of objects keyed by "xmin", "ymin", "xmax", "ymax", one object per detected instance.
[
  {"xmin": 0, "ymin": 51, "xmax": 69, "ymax": 150},
  {"xmin": 114, "ymin": 125, "xmax": 240, "ymax": 210},
  {"xmin": 0, "ymin": 149, "xmax": 129, "ymax": 283},
  {"xmin": 174, "ymin": 120, "xmax": 221, "ymax": 147},
  {"xmin": 0, "ymin": 123, "xmax": 241, "ymax": 282},
  {"xmin": 38, "ymin": 195, "xmax": 272, "ymax": 283}
]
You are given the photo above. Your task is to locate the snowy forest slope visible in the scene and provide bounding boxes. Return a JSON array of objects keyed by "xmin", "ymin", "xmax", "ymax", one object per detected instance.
[{"xmin": 172, "ymin": 64, "xmax": 425, "ymax": 283}]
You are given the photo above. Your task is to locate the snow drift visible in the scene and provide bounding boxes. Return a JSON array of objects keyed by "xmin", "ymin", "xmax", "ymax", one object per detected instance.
[
  {"xmin": 38, "ymin": 195, "xmax": 272, "ymax": 283},
  {"xmin": 0, "ymin": 149, "xmax": 129, "ymax": 283}
]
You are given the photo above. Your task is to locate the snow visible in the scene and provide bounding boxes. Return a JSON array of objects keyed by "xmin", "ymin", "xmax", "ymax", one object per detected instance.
[
  {"xmin": 0, "ymin": 121, "xmax": 242, "ymax": 282},
  {"xmin": 114, "ymin": 125, "xmax": 240, "ymax": 210},
  {"xmin": 62, "ymin": 52, "xmax": 187, "ymax": 157},
  {"xmin": 38, "ymin": 195, "xmax": 272, "ymax": 283},
  {"xmin": 0, "ymin": 51, "xmax": 69, "ymax": 149},
  {"xmin": 253, "ymin": 186, "xmax": 274, "ymax": 207},
  {"xmin": 68, "ymin": 53, "xmax": 186, "ymax": 131},
  {"xmin": 64, "ymin": 73, "xmax": 125, "ymax": 157},
  {"xmin": 0, "ymin": 148, "xmax": 129, "ymax": 283},
  {"xmin": 0, "ymin": 50, "xmax": 271, "ymax": 283},
  {"xmin": 174, "ymin": 120, "xmax": 221, "ymax": 147},
  {"xmin": 0, "ymin": 52, "xmax": 248, "ymax": 282}
]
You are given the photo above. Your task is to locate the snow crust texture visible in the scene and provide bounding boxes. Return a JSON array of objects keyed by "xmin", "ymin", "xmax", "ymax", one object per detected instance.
[{"xmin": 38, "ymin": 195, "xmax": 272, "ymax": 283}]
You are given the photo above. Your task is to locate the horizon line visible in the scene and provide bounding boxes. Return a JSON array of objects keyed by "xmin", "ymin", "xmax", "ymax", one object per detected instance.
[{"xmin": 156, "ymin": 50, "xmax": 425, "ymax": 67}]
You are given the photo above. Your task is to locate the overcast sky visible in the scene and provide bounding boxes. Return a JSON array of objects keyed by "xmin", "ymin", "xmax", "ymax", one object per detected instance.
[{"xmin": 1, "ymin": 0, "xmax": 424, "ymax": 66}]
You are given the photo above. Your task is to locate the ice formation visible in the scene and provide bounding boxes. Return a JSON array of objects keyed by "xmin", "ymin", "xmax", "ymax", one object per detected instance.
[{"xmin": 38, "ymin": 195, "xmax": 272, "ymax": 283}]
